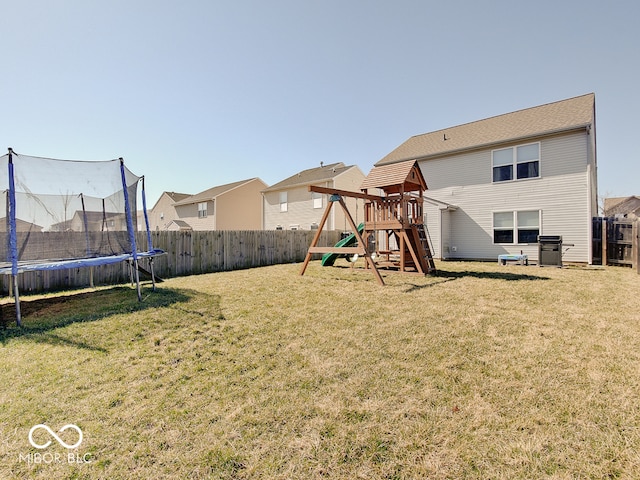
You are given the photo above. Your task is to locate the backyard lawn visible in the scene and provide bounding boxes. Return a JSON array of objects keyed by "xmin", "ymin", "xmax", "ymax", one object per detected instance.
[{"xmin": 0, "ymin": 260, "xmax": 639, "ymax": 479}]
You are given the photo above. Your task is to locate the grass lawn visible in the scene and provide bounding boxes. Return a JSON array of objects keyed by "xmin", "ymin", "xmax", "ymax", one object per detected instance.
[{"xmin": 1, "ymin": 260, "xmax": 640, "ymax": 479}]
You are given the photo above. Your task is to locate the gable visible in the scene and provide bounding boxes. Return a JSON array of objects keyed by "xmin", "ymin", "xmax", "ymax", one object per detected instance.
[
  {"xmin": 151, "ymin": 191, "xmax": 191, "ymax": 211},
  {"xmin": 377, "ymin": 93, "xmax": 595, "ymax": 166},
  {"xmin": 360, "ymin": 160, "xmax": 427, "ymax": 194},
  {"xmin": 167, "ymin": 220, "xmax": 193, "ymax": 231},
  {"xmin": 174, "ymin": 178, "xmax": 261, "ymax": 206},
  {"xmin": 604, "ymin": 196, "xmax": 640, "ymax": 217},
  {"xmin": 263, "ymin": 163, "xmax": 354, "ymax": 192}
]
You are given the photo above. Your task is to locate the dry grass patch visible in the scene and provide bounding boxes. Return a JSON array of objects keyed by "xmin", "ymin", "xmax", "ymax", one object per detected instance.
[{"xmin": 0, "ymin": 261, "xmax": 639, "ymax": 479}]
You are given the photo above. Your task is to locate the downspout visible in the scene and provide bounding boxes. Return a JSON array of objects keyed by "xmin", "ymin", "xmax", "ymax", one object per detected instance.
[{"xmin": 586, "ymin": 125, "xmax": 594, "ymax": 264}]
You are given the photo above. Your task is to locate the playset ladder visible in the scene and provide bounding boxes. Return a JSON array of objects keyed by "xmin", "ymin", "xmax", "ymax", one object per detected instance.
[{"xmin": 411, "ymin": 223, "xmax": 436, "ymax": 273}]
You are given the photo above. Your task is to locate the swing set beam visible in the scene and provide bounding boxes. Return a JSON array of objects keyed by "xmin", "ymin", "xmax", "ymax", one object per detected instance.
[{"xmin": 300, "ymin": 186, "xmax": 385, "ymax": 285}]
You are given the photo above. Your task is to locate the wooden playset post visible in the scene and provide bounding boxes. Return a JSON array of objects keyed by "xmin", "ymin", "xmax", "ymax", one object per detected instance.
[{"xmin": 300, "ymin": 187, "xmax": 385, "ymax": 286}]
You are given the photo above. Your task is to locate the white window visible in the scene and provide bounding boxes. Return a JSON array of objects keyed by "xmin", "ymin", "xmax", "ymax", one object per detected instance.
[
  {"xmin": 493, "ymin": 210, "xmax": 540, "ymax": 244},
  {"xmin": 312, "ymin": 192, "xmax": 323, "ymax": 209},
  {"xmin": 492, "ymin": 143, "xmax": 540, "ymax": 182},
  {"xmin": 279, "ymin": 192, "xmax": 288, "ymax": 212},
  {"xmin": 517, "ymin": 210, "xmax": 540, "ymax": 243},
  {"xmin": 198, "ymin": 202, "xmax": 207, "ymax": 218},
  {"xmin": 493, "ymin": 211, "xmax": 514, "ymax": 243}
]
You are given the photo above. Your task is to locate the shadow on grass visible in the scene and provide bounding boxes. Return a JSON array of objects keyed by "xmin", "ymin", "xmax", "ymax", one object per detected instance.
[
  {"xmin": 0, "ymin": 286, "xmax": 192, "ymax": 346},
  {"xmin": 435, "ymin": 269, "xmax": 551, "ymax": 281},
  {"xmin": 403, "ymin": 269, "xmax": 550, "ymax": 293}
]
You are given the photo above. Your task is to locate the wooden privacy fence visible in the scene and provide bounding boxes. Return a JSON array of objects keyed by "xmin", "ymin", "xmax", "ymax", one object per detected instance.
[
  {"xmin": 0, "ymin": 230, "xmax": 342, "ymax": 295},
  {"xmin": 592, "ymin": 217, "xmax": 640, "ymax": 272}
]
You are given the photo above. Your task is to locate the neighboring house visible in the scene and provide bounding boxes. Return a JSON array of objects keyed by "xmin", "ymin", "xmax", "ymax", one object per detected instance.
[
  {"xmin": 0, "ymin": 218, "xmax": 43, "ymax": 232},
  {"xmin": 166, "ymin": 220, "xmax": 194, "ymax": 232},
  {"xmin": 374, "ymin": 93, "xmax": 597, "ymax": 263},
  {"xmin": 262, "ymin": 162, "xmax": 366, "ymax": 231},
  {"xmin": 50, "ymin": 211, "xmax": 127, "ymax": 232},
  {"xmin": 172, "ymin": 178, "xmax": 268, "ymax": 231},
  {"xmin": 603, "ymin": 196, "xmax": 640, "ymax": 219},
  {"xmin": 148, "ymin": 191, "xmax": 192, "ymax": 231}
]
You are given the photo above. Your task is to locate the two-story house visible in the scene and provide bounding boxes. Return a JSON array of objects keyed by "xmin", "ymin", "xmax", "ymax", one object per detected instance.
[
  {"xmin": 374, "ymin": 93, "xmax": 597, "ymax": 263},
  {"xmin": 262, "ymin": 163, "xmax": 366, "ymax": 231},
  {"xmin": 171, "ymin": 178, "xmax": 267, "ymax": 231},
  {"xmin": 148, "ymin": 191, "xmax": 191, "ymax": 231},
  {"xmin": 604, "ymin": 196, "xmax": 640, "ymax": 219}
]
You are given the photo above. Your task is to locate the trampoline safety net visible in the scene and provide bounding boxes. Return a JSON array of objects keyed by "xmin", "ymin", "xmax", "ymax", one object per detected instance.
[{"xmin": 0, "ymin": 150, "xmax": 148, "ymax": 270}]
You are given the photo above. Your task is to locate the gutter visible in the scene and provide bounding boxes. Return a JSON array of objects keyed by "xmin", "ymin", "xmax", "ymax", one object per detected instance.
[{"xmin": 424, "ymin": 195, "xmax": 458, "ymax": 211}]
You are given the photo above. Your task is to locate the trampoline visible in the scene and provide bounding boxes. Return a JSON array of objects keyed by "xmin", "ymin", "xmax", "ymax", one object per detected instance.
[{"xmin": 0, "ymin": 148, "xmax": 165, "ymax": 325}]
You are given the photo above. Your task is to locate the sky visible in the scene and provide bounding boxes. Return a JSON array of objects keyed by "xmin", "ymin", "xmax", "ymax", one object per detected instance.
[{"xmin": 1, "ymin": 0, "xmax": 638, "ymax": 207}]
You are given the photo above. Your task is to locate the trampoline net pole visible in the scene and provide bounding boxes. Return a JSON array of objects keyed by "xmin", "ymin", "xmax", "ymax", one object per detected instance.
[{"xmin": 12, "ymin": 275, "xmax": 21, "ymax": 327}]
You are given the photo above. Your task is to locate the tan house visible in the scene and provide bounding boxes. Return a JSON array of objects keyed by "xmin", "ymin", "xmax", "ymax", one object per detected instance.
[
  {"xmin": 375, "ymin": 93, "xmax": 598, "ymax": 263},
  {"xmin": 0, "ymin": 218, "xmax": 43, "ymax": 233},
  {"xmin": 603, "ymin": 196, "xmax": 640, "ymax": 219},
  {"xmin": 50, "ymin": 211, "xmax": 126, "ymax": 232},
  {"xmin": 171, "ymin": 178, "xmax": 267, "ymax": 231},
  {"xmin": 262, "ymin": 162, "xmax": 366, "ymax": 231},
  {"xmin": 148, "ymin": 191, "xmax": 192, "ymax": 232}
]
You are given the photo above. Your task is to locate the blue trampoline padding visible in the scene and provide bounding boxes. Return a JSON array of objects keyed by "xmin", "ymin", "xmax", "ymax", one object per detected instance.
[{"xmin": 0, "ymin": 249, "xmax": 165, "ymax": 275}]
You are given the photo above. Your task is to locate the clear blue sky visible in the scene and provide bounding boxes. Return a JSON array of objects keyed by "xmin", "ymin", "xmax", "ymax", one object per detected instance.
[{"xmin": 2, "ymin": 1, "xmax": 638, "ymax": 206}]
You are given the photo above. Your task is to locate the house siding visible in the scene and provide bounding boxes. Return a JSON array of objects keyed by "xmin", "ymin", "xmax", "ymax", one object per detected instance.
[
  {"xmin": 421, "ymin": 132, "xmax": 592, "ymax": 262},
  {"xmin": 268, "ymin": 185, "xmax": 321, "ymax": 230},
  {"xmin": 148, "ymin": 193, "xmax": 183, "ymax": 232},
  {"xmin": 175, "ymin": 202, "xmax": 216, "ymax": 230},
  {"xmin": 263, "ymin": 167, "xmax": 365, "ymax": 231},
  {"xmin": 216, "ymin": 179, "xmax": 265, "ymax": 230},
  {"xmin": 170, "ymin": 179, "xmax": 267, "ymax": 231},
  {"xmin": 334, "ymin": 167, "xmax": 367, "ymax": 230}
]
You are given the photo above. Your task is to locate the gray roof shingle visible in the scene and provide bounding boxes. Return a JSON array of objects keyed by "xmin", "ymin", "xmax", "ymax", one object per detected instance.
[
  {"xmin": 376, "ymin": 93, "xmax": 595, "ymax": 166},
  {"xmin": 262, "ymin": 163, "xmax": 354, "ymax": 192},
  {"xmin": 173, "ymin": 178, "xmax": 259, "ymax": 206},
  {"xmin": 360, "ymin": 160, "xmax": 427, "ymax": 192}
]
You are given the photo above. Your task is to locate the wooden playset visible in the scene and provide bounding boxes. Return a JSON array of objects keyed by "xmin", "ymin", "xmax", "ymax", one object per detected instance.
[{"xmin": 300, "ymin": 160, "xmax": 435, "ymax": 285}]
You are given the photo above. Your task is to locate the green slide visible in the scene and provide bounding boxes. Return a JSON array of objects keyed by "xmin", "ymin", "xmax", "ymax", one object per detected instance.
[{"xmin": 321, "ymin": 223, "xmax": 365, "ymax": 267}]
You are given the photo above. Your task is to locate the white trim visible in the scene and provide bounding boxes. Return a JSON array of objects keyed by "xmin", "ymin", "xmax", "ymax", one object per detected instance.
[
  {"xmin": 492, "ymin": 209, "xmax": 541, "ymax": 245},
  {"xmin": 491, "ymin": 141, "xmax": 541, "ymax": 183}
]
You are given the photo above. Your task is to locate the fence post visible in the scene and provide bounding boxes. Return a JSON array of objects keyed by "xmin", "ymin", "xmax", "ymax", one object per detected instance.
[
  {"xmin": 602, "ymin": 218, "xmax": 607, "ymax": 267},
  {"xmin": 636, "ymin": 219, "xmax": 640, "ymax": 274}
]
